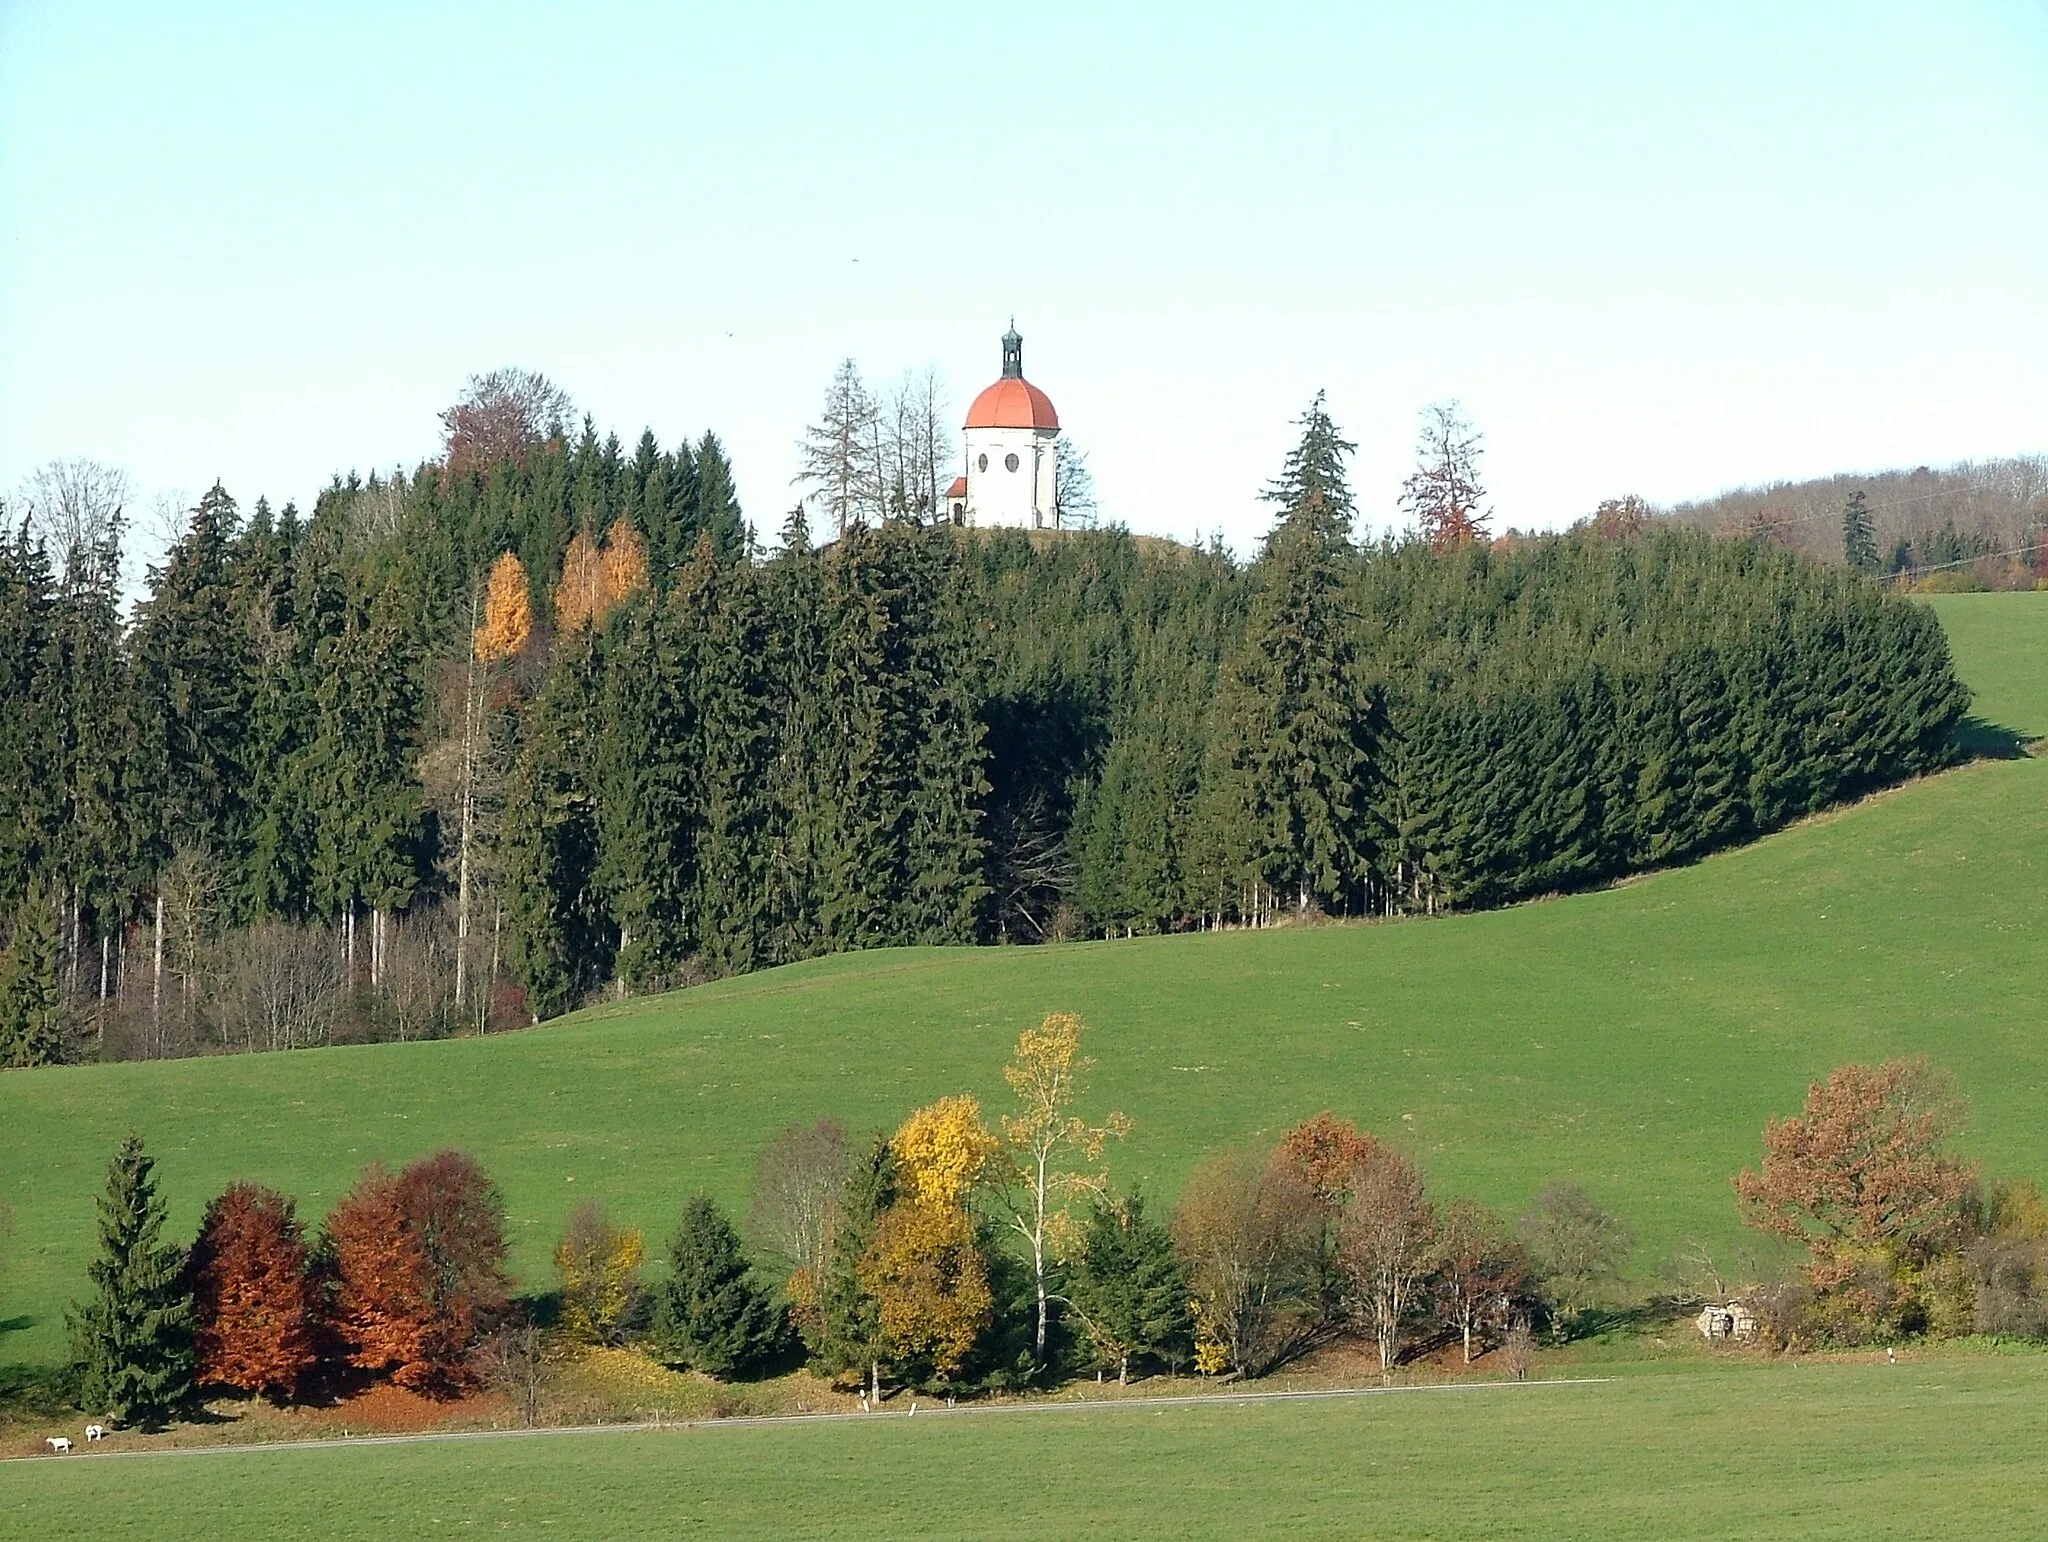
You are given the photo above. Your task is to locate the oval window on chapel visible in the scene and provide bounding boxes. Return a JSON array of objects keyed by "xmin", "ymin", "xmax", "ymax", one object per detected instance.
[
  {"xmin": 977, "ymin": 453, "xmax": 988, "ymax": 472},
  {"xmin": 1005, "ymin": 452, "xmax": 1021, "ymax": 472}
]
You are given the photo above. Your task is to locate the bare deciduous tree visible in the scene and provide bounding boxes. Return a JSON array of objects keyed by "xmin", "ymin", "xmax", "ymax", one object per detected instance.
[
  {"xmin": 1339, "ymin": 1146, "xmax": 1438, "ymax": 1376},
  {"xmin": 380, "ymin": 911, "xmax": 456, "ymax": 1043},
  {"xmin": 214, "ymin": 921, "xmax": 345, "ymax": 1053},
  {"xmin": 475, "ymin": 1317, "xmax": 553, "ymax": 1428},
  {"xmin": 1170, "ymin": 1148, "xmax": 1320, "ymax": 1378},
  {"xmin": 1056, "ymin": 441, "xmax": 1099, "ymax": 529},
  {"xmin": 749, "ymin": 1119, "xmax": 851, "ymax": 1288},
  {"xmin": 14, "ymin": 458, "xmax": 131, "ymax": 581}
]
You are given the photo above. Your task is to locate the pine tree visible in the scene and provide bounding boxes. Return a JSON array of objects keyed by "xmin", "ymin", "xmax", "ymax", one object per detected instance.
[
  {"xmin": 652, "ymin": 1194, "xmax": 782, "ymax": 1377},
  {"xmin": 1067, "ymin": 1190, "xmax": 1192, "ymax": 1383},
  {"xmin": 1843, "ymin": 489, "xmax": 1879, "ymax": 573},
  {"xmin": 68, "ymin": 1135, "xmax": 195, "ymax": 1428}
]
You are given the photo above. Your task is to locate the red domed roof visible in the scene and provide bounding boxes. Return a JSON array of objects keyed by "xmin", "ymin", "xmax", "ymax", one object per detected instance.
[{"xmin": 965, "ymin": 376, "xmax": 1059, "ymax": 431}]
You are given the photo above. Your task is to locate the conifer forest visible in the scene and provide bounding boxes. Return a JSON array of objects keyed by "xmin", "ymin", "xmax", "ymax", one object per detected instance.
[{"xmin": 0, "ymin": 400, "xmax": 1967, "ymax": 1059}]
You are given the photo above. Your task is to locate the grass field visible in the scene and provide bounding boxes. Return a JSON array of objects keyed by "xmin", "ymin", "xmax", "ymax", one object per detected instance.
[
  {"xmin": 1926, "ymin": 590, "xmax": 2048, "ymax": 740},
  {"xmin": 2, "ymin": 597, "xmax": 2045, "ymax": 1373},
  {"xmin": 6, "ymin": 1355, "xmax": 2046, "ymax": 1540}
]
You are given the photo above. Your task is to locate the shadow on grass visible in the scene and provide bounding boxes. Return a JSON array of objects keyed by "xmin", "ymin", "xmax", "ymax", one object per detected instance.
[{"xmin": 1952, "ymin": 717, "xmax": 2033, "ymax": 760}]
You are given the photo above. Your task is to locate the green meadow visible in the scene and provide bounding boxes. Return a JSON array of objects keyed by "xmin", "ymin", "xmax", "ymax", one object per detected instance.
[
  {"xmin": 6, "ymin": 1355, "xmax": 2046, "ymax": 1540},
  {"xmin": 3, "ymin": 594, "xmax": 2045, "ymax": 1373}
]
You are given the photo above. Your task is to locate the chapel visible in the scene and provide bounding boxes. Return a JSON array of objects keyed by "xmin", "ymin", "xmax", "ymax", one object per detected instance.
[{"xmin": 944, "ymin": 324, "xmax": 1065, "ymax": 529}]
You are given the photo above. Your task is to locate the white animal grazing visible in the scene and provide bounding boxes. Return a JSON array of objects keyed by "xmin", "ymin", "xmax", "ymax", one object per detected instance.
[
  {"xmin": 46, "ymin": 1437, "xmax": 72, "ymax": 1453},
  {"xmin": 84, "ymin": 1424, "xmax": 107, "ymax": 1441}
]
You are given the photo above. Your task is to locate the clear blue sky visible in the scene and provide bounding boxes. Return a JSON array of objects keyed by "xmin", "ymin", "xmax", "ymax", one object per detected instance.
[{"xmin": 3, "ymin": 1, "xmax": 2044, "ymax": 556}]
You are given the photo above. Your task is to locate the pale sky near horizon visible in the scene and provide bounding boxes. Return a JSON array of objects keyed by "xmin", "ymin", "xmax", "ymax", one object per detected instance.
[{"xmin": 3, "ymin": 1, "xmax": 2045, "ymax": 562}]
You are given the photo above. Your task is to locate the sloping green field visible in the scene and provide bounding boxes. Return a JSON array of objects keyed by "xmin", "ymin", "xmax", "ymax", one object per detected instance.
[
  {"xmin": 3, "ymin": 597, "xmax": 2045, "ymax": 1373},
  {"xmin": 6, "ymin": 1356, "xmax": 2046, "ymax": 1540},
  {"xmin": 1927, "ymin": 590, "xmax": 2048, "ymax": 740}
]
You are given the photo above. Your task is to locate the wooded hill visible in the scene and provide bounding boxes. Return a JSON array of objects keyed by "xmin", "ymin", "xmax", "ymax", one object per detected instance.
[
  {"xmin": 1663, "ymin": 454, "xmax": 2048, "ymax": 582},
  {"xmin": 0, "ymin": 401, "xmax": 1967, "ymax": 1046}
]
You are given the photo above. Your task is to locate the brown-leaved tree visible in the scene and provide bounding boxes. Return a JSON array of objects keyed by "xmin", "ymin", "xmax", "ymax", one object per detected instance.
[{"xmin": 187, "ymin": 1183, "xmax": 318, "ymax": 1401}]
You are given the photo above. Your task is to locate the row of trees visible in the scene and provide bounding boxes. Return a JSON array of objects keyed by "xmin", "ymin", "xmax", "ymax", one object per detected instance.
[
  {"xmin": 1, "ymin": 380, "xmax": 1969, "ymax": 1056},
  {"xmin": 61, "ymin": 1014, "xmax": 1641, "ymax": 1430}
]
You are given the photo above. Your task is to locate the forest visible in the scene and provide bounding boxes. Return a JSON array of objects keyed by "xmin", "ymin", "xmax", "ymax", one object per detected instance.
[{"xmin": 0, "ymin": 384, "xmax": 1969, "ymax": 1058}]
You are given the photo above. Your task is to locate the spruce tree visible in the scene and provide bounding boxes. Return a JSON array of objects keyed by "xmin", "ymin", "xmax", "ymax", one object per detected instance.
[
  {"xmin": 0, "ymin": 890, "xmax": 64, "ymax": 1067},
  {"xmin": 652, "ymin": 1194, "xmax": 782, "ymax": 1377},
  {"xmin": 1066, "ymin": 1190, "xmax": 1192, "ymax": 1383},
  {"xmin": 1843, "ymin": 489, "xmax": 1879, "ymax": 573},
  {"xmin": 68, "ymin": 1135, "xmax": 195, "ymax": 1428},
  {"xmin": 1210, "ymin": 393, "xmax": 1379, "ymax": 917}
]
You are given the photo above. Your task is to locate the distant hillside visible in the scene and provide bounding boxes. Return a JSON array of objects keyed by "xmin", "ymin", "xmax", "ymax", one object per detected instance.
[{"xmin": 1664, "ymin": 455, "xmax": 2048, "ymax": 582}]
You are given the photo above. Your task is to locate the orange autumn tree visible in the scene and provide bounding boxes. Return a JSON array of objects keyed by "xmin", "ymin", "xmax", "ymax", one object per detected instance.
[
  {"xmin": 473, "ymin": 552, "xmax": 533, "ymax": 664},
  {"xmin": 1277, "ymin": 1112, "xmax": 1388, "ymax": 1318},
  {"xmin": 327, "ymin": 1166, "xmax": 433, "ymax": 1384},
  {"xmin": 187, "ymin": 1183, "xmax": 319, "ymax": 1401},
  {"xmin": 555, "ymin": 518, "xmax": 649, "ymax": 633},
  {"xmin": 1735, "ymin": 1057, "xmax": 1978, "ymax": 1290},
  {"xmin": 328, "ymin": 1150, "xmax": 510, "ymax": 1393}
]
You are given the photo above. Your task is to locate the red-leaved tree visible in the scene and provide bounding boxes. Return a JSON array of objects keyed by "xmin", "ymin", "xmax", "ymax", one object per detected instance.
[
  {"xmin": 1735, "ymin": 1058, "xmax": 1977, "ymax": 1289},
  {"xmin": 328, "ymin": 1150, "xmax": 510, "ymax": 1393},
  {"xmin": 188, "ymin": 1183, "xmax": 319, "ymax": 1401}
]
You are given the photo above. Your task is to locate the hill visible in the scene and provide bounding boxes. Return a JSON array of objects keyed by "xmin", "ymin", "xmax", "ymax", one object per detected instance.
[
  {"xmin": 1665, "ymin": 454, "xmax": 2048, "ymax": 578},
  {"xmin": 3, "ymin": 596, "xmax": 2044, "ymax": 1372}
]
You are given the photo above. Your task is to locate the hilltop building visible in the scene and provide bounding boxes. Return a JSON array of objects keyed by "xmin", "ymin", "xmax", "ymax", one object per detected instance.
[{"xmin": 945, "ymin": 324, "xmax": 1065, "ymax": 529}]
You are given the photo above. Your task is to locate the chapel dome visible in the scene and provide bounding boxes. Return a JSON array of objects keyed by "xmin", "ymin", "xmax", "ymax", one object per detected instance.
[{"xmin": 964, "ymin": 376, "xmax": 1060, "ymax": 431}]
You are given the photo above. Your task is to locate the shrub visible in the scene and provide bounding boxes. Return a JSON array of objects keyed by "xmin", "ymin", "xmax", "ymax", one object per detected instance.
[{"xmin": 554, "ymin": 1202, "xmax": 644, "ymax": 1346}]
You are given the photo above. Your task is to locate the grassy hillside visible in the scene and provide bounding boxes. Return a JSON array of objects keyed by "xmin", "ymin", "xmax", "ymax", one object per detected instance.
[
  {"xmin": 8, "ymin": 1356, "xmax": 2047, "ymax": 1539},
  {"xmin": 2, "ymin": 596, "xmax": 2044, "ymax": 1376},
  {"xmin": 5, "ymin": 751, "xmax": 2045, "ymax": 1369},
  {"xmin": 1926, "ymin": 591, "xmax": 2048, "ymax": 740}
]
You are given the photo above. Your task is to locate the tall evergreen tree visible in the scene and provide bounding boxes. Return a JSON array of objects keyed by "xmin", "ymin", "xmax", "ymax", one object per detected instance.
[
  {"xmin": 68, "ymin": 1135, "xmax": 195, "ymax": 1428},
  {"xmin": 1066, "ymin": 1190, "xmax": 1192, "ymax": 1383},
  {"xmin": 1843, "ymin": 489, "xmax": 1879, "ymax": 573},
  {"xmin": 0, "ymin": 889, "xmax": 65, "ymax": 1067},
  {"xmin": 652, "ymin": 1194, "xmax": 782, "ymax": 1377},
  {"xmin": 1208, "ymin": 394, "xmax": 1380, "ymax": 917}
]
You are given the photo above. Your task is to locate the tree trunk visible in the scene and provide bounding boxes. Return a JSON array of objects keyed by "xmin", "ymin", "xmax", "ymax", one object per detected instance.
[
  {"xmin": 151, "ymin": 892, "xmax": 164, "ymax": 1049},
  {"xmin": 456, "ymin": 643, "xmax": 479, "ymax": 1012},
  {"xmin": 1463, "ymin": 1313, "xmax": 1473, "ymax": 1364}
]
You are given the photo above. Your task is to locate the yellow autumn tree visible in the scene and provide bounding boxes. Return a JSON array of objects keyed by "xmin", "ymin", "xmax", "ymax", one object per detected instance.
[
  {"xmin": 858, "ymin": 1200, "xmax": 993, "ymax": 1378},
  {"xmin": 599, "ymin": 517, "xmax": 649, "ymax": 613},
  {"xmin": 553, "ymin": 1201, "xmax": 645, "ymax": 1346},
  {"xmin": 1000, "ymin": 1012, "xmax": 1132, "ymax": 1364},
  {"xmin": 554, "ymin": 528, "xmax": 606, "ymax": 633},
  {"xmin": 473, "ymin": 552, "xmax": 533, "ymax": 663},
  {"xmin": 893, "ymin": 1096, "xmax": 999, "ymax": 1213}
]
